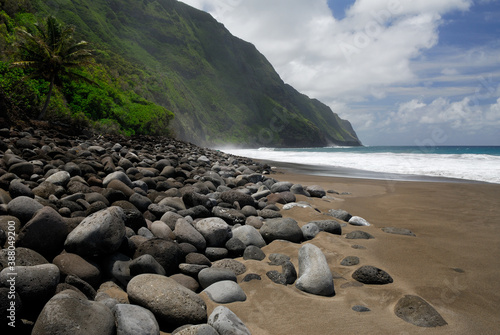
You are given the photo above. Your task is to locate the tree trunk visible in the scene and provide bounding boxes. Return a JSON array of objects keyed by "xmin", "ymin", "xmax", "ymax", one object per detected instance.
[{"xmin": 38, "ymin": 75, "xmax": 55, "ymax": 120}]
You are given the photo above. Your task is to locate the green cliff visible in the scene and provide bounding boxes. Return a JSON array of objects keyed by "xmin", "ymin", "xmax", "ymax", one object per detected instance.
[{"xmin": 3, "ymin": 0, "xmax": 362, "ymax": 147}]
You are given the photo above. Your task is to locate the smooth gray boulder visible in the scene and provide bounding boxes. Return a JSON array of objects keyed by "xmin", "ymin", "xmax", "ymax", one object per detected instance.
[
  {"xmin": 301, "ymin": 222, "xmax": 320, "ymax": 240},
  {"xmin": 203, "ymin": 281, "xmax": 246, "ymax": 304},
  {"xmin": 231, "ymin": 225, "xmax": 266, "ymax": 247},
  {"xmin": 0, "ymin": 264, "xmax": 60, "ymax": 307},
  {"xmin": 295, "ymin": 244, "xmax": 335, "ymax": 296},
  {"xmin": 173, "ymin": 324, "xmax": 219, "ymax": 335},
  {"xmin": 103, "ymin": 171, "xmax": 134, "ymax": 188},
  {"xmin": 328, "ymin": 209, "xmax": 352, "ymax": 222},
  {"xmin": 305, "ymin": 185, "xmax": 326, "ymax": 198},
  {"xmin": 260, "ymin": 217, "xmax": 303, "ymax": 244},
  {"xmin": 129, "ymin": 254, "xmax": 166, "ymax": 277},
  {"xmin": 309, "ymin": 220, "xmax": 342, "ymax": 235},
  {"xmin": 45, "ymin": 170, "xmax": 71, "ymax": 186},
  {"xmin": 16, "ymin": 206, "xmax": 68, "ymax": 260},
  {"xmin": 208, "ymin": 306, "xmax": 251, "ymax": 335},
  {"xmin": 243, "ymin": 245, "xmax": 266, "ymax": 261},
  {"xmin": 195, "ymin": 217, "xmax": 232, "ymax": 247},
  {"xmin": 64, "ymin": 206, "xmax": 126, "ymax": 256},
  {"xmin": 270, "ymin": 181, "xmax": 293, "ymax": 193},
  {"xmin": 7, "ymin": 195, "xmax": 43, "ymax": 223},
  {"xmin": 32, "ymin": 290, "xmax": 115, "ymax": 335},
  {"xmin": 53, "ymin": 253, "xmax": 101, "ymax": 288},
  {"xmin": 394, "ymin": 295, "xmax": 447, "ymax": 327},
  {"xmin": 198, "ymin": 267, "xmax": 237, "ymax": 289},
  {"xmin": 175, "ymin": 218, "xmax": 207, "ymax": 250},
  {"xmin": 113, "ymin": 303, "xmax": 160, "ymax": 335},
  {"xmin": 127, "ymin": 274, "xmax": 207, "ymax": 327}
]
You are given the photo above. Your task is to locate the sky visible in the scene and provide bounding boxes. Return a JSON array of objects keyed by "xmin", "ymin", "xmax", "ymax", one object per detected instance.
[{"xmin": 179, "ymin": 0, "xmax": 500, "ymax": 145}]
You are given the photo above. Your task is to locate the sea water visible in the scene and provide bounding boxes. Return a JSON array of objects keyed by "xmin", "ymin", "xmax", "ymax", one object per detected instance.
[{"xmin": 221, "ymin": 146, "xmax": 500, "ymax": 184}]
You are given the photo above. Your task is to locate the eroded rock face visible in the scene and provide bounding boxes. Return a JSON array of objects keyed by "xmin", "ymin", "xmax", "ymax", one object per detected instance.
[{"xmin": 394, "ymin": 295, "xmax": 447, "ymax": 327}]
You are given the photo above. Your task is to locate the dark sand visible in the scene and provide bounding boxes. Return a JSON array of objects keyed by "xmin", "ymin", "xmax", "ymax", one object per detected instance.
[{"xmin": 201, "ymin": 169, "xmax": 500, "ymax": 335}]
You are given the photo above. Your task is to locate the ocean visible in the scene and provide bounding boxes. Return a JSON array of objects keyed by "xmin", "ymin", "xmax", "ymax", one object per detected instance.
[{"xmin": 221, "ymin": 146, "xmax": 500, "ymax": 184}]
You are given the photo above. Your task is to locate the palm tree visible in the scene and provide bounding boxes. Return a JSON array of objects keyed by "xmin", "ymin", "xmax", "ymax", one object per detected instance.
[{"xmin": 12, "ymin": 16, "xmax": 94, "ymax": 120}]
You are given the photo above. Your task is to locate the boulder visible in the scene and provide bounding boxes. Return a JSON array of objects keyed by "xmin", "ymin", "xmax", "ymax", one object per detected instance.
[
  {"xmin": 243, "ymin": 245, "xmax": 266, "ymax": 261},
  {"xmin": 309, "ymin": 220, "xmax": 342, "ymax": 235},
  {"xmin": 45, "ymin": 170, "xmax": 71, "ymax": 186},
  {"xmin": 16, "ymin": 206, "xmax": 68, "ymax": 260},
  {"xmin": 208, "ymin": 306, "xmax": 251, "ymax": 335},
  {"xmin": 352, "ymin": 265, "xmax": 393, "ymax": 285},
  {"xmin": 340, "ymin": 256, "xmax": 360, "ymax": 266},
  {"xmin": 266, "ymin": 260, "xmax": 297, "ymax": 285},
  {"xmin": 270, "ymin": 181, "xmax": 293, "ymax": 193},
  {"xmin": 203, "ymin": 281, "xmax": 246, "ymax": 303},
  {"xmin": 102, "ymin": 171, "xmax": 134, "ymax": 188},
  {"xmin": 129, "ymin": 254, "xmax": 166, "ymax": 277},
  {"xmin": 133, "ymin": 238, "xmax": 183, "ymax": 276},
  {"xmin": 211, "ymin": 259, "xmax": 247, "ymax": 275},
  {"xmin": 64, "ymin": 207, "xmax": 126, "ymax": 257},
  {"xmin": 328, "ymin": 209, "xmax": 352, "ymax": 222},
  {"xmin": 7, "ymin": 196, "xmax": 43, "ymax": 223},
  {"xmin": 349, "ymin": 216, "xmax": 371, "ymax": 226},
  {"xmin": 260, "ymin": 217, "xmax": 303, "ymax": 244},
  {"xmin": 212, "ymin": 206, "xmax": 246, "ymax": 225},
  {"xmin": 174, "ymin": 218, "xmax": 207, "ymax": 251},
  {"xmin": 198, "ymin": 267, "xmax": 237, "ymax": 289},
  {"xmin": 127, "ymin": 274, "xmax": 207, "ymax": 327},
  {"xmin": 301, "ymin": 222, "xmax": 320, "ymax": 240},
  {"xmin": 231, "ymin": 225, "xmax": 266, "ymax": 247},
  {"xmin": 305, "ymin": 185, "xmax": 326, "ymax": 198},
  {"xmin": 113, "ymin": 303, "xmax": 160, "ymax": 335},
  {"xmin": 53, "ymin": 253, "xmax": 101, "ymax": 288},
  {"xmin": 394, "ymin": 295, "xmax": 447, "ymax": 327},
  {"xmin": 295, "ymin": 244, "xmax": 335, "ymax": 296},
  {"xmin": 173, "ymin": 324, "xmax": 218, "ymax": 335},
  {"xmin": 345, "ymin": 231, "xmax": 374, "ymax": 239},
  {"xmin": 32, "ymin": 289, "xmax": 115, "ymax": 335},
  {"xmin": 220, "ymin": 190, "xmax": 255, "ymax": 208},
  {"xmin": 195, "ymin": 217, "xmax": 232, "ymax": 247}
]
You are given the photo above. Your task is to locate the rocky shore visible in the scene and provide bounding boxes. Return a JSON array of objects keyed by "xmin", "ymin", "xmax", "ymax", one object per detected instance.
[{"xmin": 0, "ymin": 127, "xmax": 450, "ymax": 334}]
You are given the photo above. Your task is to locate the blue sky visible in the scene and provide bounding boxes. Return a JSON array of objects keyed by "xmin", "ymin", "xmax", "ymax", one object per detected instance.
[{"xmin": 181, "ymin": 0, "xmax": 500, "ymax": 145}]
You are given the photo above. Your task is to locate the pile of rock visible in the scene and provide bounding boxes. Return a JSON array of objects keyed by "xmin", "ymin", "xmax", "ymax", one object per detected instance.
[{"xmin": 0, "ymin": 127, "xmax": 446, "ymax": 334}]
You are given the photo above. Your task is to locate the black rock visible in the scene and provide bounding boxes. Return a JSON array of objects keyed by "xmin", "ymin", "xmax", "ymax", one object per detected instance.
[
  {"xmin": 243, "ymin": 245, "xmax": 266, "ymax": 261},
  {"xmin": 352, "ymin": 265, "xmax": 393, "ymax": 285}
]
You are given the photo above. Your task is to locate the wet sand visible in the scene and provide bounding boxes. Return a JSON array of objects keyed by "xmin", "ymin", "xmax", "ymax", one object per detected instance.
[{"xmin": 203, "ymin": 170, "xmax": 500, "ymax": 335}]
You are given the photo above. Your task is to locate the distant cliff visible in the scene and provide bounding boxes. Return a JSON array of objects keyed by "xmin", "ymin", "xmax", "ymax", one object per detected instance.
[{"xmin": 32, "ymin": 0, "xmax": 361, "ymax": 147}]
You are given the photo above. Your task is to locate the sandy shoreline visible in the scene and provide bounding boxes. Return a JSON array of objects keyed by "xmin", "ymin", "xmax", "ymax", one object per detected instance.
[{"xmin": 203, "ymin": 169, "xmax": 500, "ymax": 335}]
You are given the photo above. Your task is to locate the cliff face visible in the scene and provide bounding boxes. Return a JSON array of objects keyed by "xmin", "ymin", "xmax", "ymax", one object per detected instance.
[{"xmin": 33, "ymin": 0, "xmax": 362, "ymax": 147}]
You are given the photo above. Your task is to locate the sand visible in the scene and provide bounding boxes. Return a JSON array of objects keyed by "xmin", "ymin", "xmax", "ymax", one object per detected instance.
[{"xmin": 202, "ymin": 171, "xmax": 500, "ymax": 335}]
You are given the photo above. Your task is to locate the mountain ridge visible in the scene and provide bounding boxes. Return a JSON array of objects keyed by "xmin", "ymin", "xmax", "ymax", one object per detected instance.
[{"xmin": 27, "ymin": 0, "xmax": 362, "ymax": 147}]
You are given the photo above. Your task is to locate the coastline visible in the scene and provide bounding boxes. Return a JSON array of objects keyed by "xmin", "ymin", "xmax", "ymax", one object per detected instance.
[{"xmin": 214, "ymin": 167, "xmax": 500, "ymax": 335}]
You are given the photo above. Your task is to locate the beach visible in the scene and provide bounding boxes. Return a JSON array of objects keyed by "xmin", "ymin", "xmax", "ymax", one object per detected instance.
[{"xmin": 204, "ymin": 169, "xmax": 500, "ymax": 335}]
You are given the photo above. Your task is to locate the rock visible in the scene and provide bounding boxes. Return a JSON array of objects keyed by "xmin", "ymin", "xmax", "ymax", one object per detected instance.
[
  {"xmin": 220, "ymin": 190, "xmax": 255, "ymax": 208},
  {"xmin": 7, "ymin": 195, "xmax": 43, "ymax": 223},
  {"xmin": 225, "ymin": 237, "xmax": 246, "ymax": 257},
  {"xmin": 258, "ymin": 209, "xmax": 282, "ymax": 219},
  {"xmin": 150, "ymin": 220, "xmax": 175, "ymax": 240},
  {"xmin": 352, "ymin": 265, "xmax": 393, "ymax": 285},
  {"xmin": 382, "ymin": 227, "xmax": 416, "ymax": 237},
  {"xmin": 203, "ymin": 280, "xmax": 246, "ymax": 303},
  {"xmin": 53, "ymin": 253, "xmax": 102, "ymax": 288},
  {"xmin": 179, "ymin": 263, "xmax": 209, "ymax": 277},
  {"xmin": 198, "ymin": 267, "xmax": 237, "ymax": 289},
  {"xmin": 295, "ymin": 244, "xmax": 335, "ymax": 296},
  {"xmin": 345, "ymin": 231, "xmax": 374, "ymax": 239},
  {"xmin": 212, "ymin": 206, "xmax": 246, "ymax": 225},
  {"xmin": 240, "ymin": 205, "xmax": 258, "ymax": 217},
  {"xmin": 64, "ymin": 275, "xmax": 97, "ymax": 300},
  {"xmin": 305, "ymin": 185, "xmax": 326, "ymax": 198},
  {"xmin": 64, "ymin": 207, "xmax": 126, "ymax": 256},
  {"xmin": 349, "ymin": 216, "xmax": 371, "ymax": 226},
  {"xmin": 352, "ymin": 305, "xmax": 371, "ymax": 312},
  {"xmin": 341, "ymin": 256, "xmax": 360, "ymax": 266},
  {"xmin": 0, "ymin": 264, "xmax": 60, "ymax": 309},
  {"xmin": 394, "ymin": 295, "xmax": 447, "ymax": 327},
  {"xmin": 129, "ymin": 193, "xmax": 152, "ymax": 212},
  {"xmin": 208, "ymin": 306, "xmax": 251, "ymax": 335},
  {"xmin": 268, "ymin": 253, "xmax": 291, "ymax": 266},
  {"xmin": 328, "ymin": 209, "xmax": 352, "ymax": 222},
  {"xmin": 45, "ymin": 170, "xmax": 71, "ymax": 186},
  {"xmin": 129, "ymin": 254, "xmax": 166, "ymax": 276},
  {"xmin": 32, "ymin": 289, "xmax": 116, "ymax": 335},
  {"xmin": 103, "ymin": 171, "xmax": 134, "ymax": 188},
  {"xmin": 127, "ymin": 274, "xmax": 207, "ymax": 327},
  {"xmin": 245, "ymin": 216, "xmax": 264, "ymax": 229},
  {"xmin": 9, "ymin": 179, "xmax": 34, "ymax": 198},
  {"xmin": 242, "ymin": 273, "xmax": 261, "ymax": 282},
  {"xmin": 9, "ymin": 161, "xmax": 34, "ymax": 177},
  {"xmin": 173, "ymin": 324, "xmax": 219, "ymax": 335},
  {"xmin": 260, "ymin": 217, "xmax": 303, "ymax": 244},
  {"xmin": 309, "ymin": 220, "xmax": 342, "ymax": 235},
  {"xmin": 211, "ymin": 259, "xmax": 246, "ymax": 275},
  {"xmin": 290, "ymin": 184, "xmax": 310, "ymax": 196},
  {"xmin": 204, "ymin": 247, "xmax": 229, "ymax": 261},
  {"xmin": 113, "ymin": 303, "xmax": 160, "ymax": 335},
  {"xmin": 194, "ymin": 217, "xmax": 232, "ymax": 247},
  {"xmin": 270, "ymin": 181, "xmax": 293, "ymax": 193},
  {"xmin": 231, "ymin": 225, "xmax": 266, "ymax": 247},
  {"xmin": 0, "ymin": 247, "xmax": 48, "ymax": 268},
  {"xmin": 16, "ymin": 206, "xmax": 68, "ymax": 260},
  {"xmin": 170, "ymin": 273, "xmax": 200, "ymax": 292},
  {"xmin": 186, "ymin": 253, "xmax": 212, "ymax": 266},
  {"xmin": 266, "ymin": 260, "xmax": 297, "ymax": 285},
  {"xmin": 175, "ymin": 218, "xmax": 207, "ymax": 250},
  {"xmin": 133, "ymin": 238, "xmax": 183, "ymax": 275},
  {"xmin": 301, "ymin": 222, "xmax": 320, "ymax": 240},
  {"xmin": 243, "ymin": 245, "xmax": 266, "ymax": 261},
  {"xmin": 102, "ymin": 252, "xmax": 132, "ymax": 286}
]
